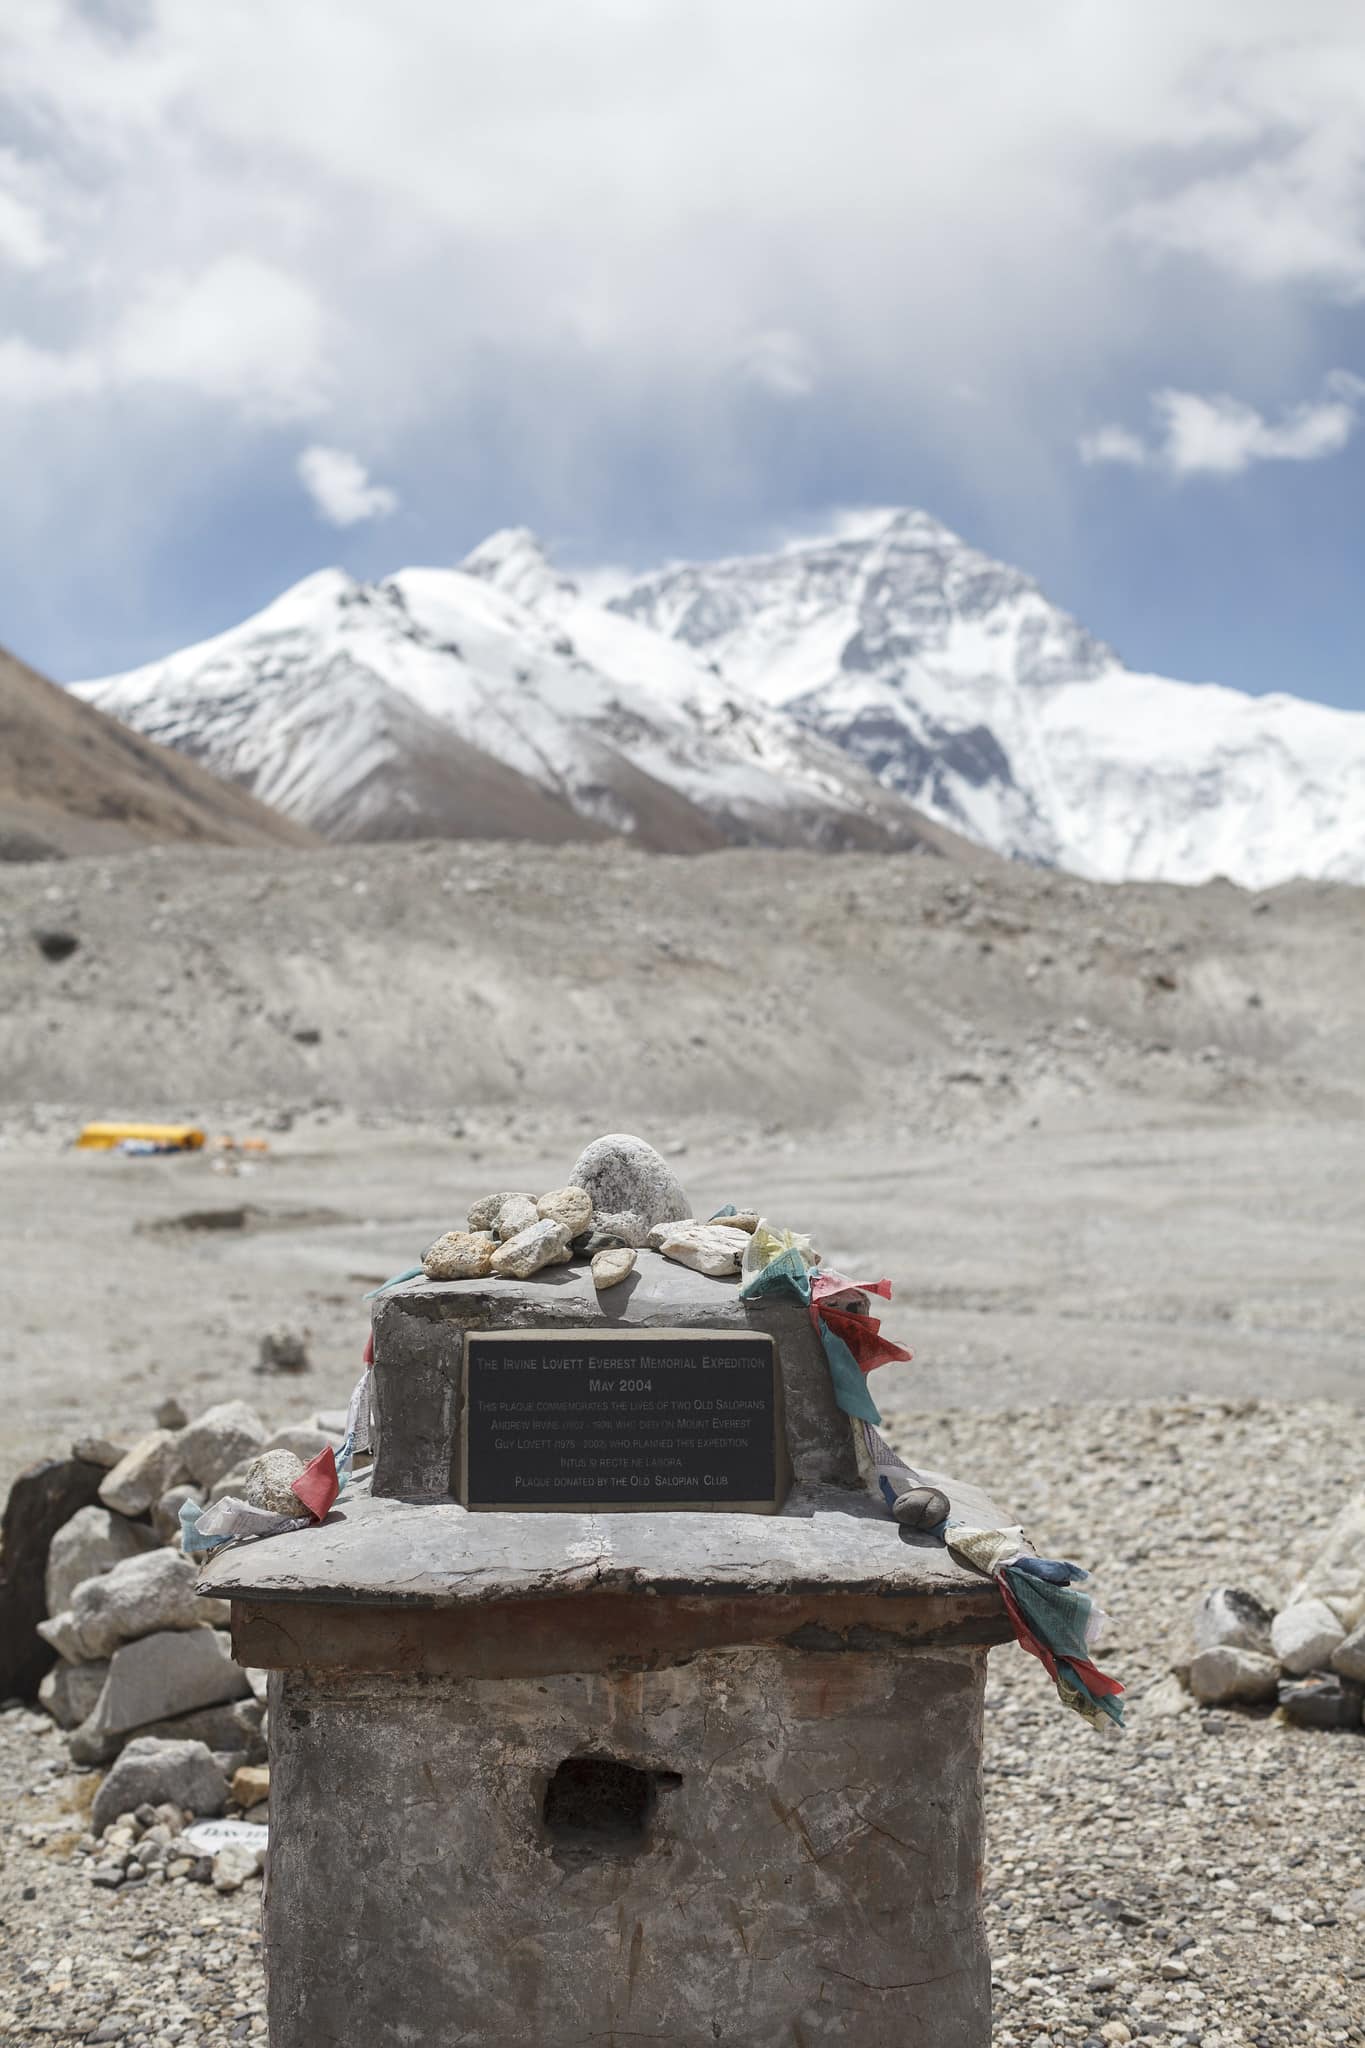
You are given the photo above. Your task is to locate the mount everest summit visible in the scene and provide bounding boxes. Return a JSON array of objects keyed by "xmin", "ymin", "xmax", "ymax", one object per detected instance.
[{"xmin": 74, "ymin": 511, "xmax": 1365, "ymax": 888}]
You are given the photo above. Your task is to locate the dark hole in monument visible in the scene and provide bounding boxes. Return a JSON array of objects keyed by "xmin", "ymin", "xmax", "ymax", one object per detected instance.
[{"xmin": 542, "ymin": 1757, "xmax": 680, "ymax": 1856}]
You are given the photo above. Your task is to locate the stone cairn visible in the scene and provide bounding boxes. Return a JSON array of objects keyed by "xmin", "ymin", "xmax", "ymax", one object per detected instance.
[{"xmin": 1168, "ymin": 1495, "xmax": 1365, "ymax": 1731}]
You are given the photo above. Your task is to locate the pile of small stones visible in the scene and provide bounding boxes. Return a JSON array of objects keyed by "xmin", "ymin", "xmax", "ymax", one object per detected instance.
[
  {"xmin": 3, "ymin": 1393, "xmax": 1361, "ymax": 2044},
  {"xmin": 421, "ymin": 1130, "xmax": 763, "ymax": 1288}
]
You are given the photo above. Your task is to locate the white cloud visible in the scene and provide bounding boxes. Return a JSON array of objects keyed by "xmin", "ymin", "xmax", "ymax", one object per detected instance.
[
  {"xmin": 0, "ymin": 188, "xmax": 56, "ymax": 271},
  {"xmin": 738, "ymin": 329, "xmax": 818, "ymax": 400},
  {"xmin": 112, "ymin": 257, "xmax": 330, "ymax": 420},
  {"xmin": 297, "ymin": 444, "xmax": 398, "ymax": 525},
  {"xmin": 0, "ymin": 335, "xmax": 100, "ymax": 401},
  {"xmin": 1081, "ymin": 373, "xmax": 1365, "ymax": 477}
]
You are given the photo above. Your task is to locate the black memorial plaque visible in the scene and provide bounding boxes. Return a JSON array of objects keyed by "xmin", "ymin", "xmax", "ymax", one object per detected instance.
[{"xmin": 460, "ymin": 1329, "xmax": 784, "ymax": 1511}]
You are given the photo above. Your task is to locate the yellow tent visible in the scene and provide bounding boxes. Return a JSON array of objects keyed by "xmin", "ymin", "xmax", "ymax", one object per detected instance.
[{"xmin": 76, "ymin": 1122, "xmax": 206, "ymax": 1152}]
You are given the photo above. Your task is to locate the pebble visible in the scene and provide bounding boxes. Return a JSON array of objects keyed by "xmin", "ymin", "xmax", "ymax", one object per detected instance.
[
  {"xmin": 421, "ymin": 1229, "xmax": 496, "ymax": 1280},
  {"xmin": 590, "ymin": 1246, "xmax": 636, "ymax": 1291},
  {"xmin": 467, "ymin": 1189, "xmax": 535, "ymax": 1232},
  {"xmin": 536, "ymin": 1185, "xmax": 594, "ymax": 1236},
  {"xmin": 494, "ymin": 1194, "xmax": 540, "ymax": 1241},
  {"xmin": 649, "ymin": 1220, "xmax": 748, "ymax": 1277},
  {"xmin": 1187, "ymin": 1645, "xmax": 1280, "ymax": 1705},
  {"xmin": 1271, "ymin": 1597, "xmax": 1347, "ymax": 1674}
]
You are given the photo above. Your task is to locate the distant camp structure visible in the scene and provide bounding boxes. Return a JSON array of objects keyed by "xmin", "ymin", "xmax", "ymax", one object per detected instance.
[{"xmin": 75, "ymin": 1122, "xmax": 206, "ymax": 1153}]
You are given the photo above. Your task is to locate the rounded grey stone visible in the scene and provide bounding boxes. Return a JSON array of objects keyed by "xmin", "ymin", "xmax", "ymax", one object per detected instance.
[{"xmin": 568, "ymin": 1134, "xmax": 689, "ymax": 1240}]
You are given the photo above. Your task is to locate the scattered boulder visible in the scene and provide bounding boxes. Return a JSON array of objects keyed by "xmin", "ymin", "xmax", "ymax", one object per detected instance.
[
  {"xmin": 1140, "ymin": 1674, "xmax": 1195, "ymax": 1720},
  {"xmin": 92, "ymin": 1736, "xmax": 228, "ymax": 1834},
  {"xmin": 591, "ymin": 1246, "xmax": 637, "ymax": 1291},
  {"xmin": 0, "ymin": 1453, "xmax": 105, "ymax": 1699},
  {"xmin": 650, "ymin": 1220, "xmax": 748, "ymax": 1278},
  {"xmin": 257, "ymin": 1328, "xmax": 311, "ymax": 1374},
  {"xmin": 231, "ymin": 1762, "xmax": 269, "ymax": 1809},
  {"xmin": 38, "ymin": 1656, "xmax": 110, "ymax": 1729},
  {"xmin": 1284, "ymin": 1489, "xmax": 1365, "ymax": 1631},
  {"xmin": 1188, "ymin": 1646, "xmax": 1280, "ymax": 1706},
  {"xmin": 111, "ymin": 1695, "xmax": 264, "ymax": 1764},
  {"xmin": 69, "ymin": 1629, "xmax": 251, "ymax": 1761},
  {"xmin": 46, "ymin": 1504, "xmax": 159, "ymax": 1616},
  {"xmin": 489, "ymin": 1218, "xmax": 573, "ymax": 1279},
  {"xmin": 33, "ymin": 926, "xmax": 79, "ymax": 962},
  {"xmin": 239, "ymin": 1449, "xmax": 305, "ymax": 1517},
  {"xmin": 537, "ymin": 1186, "xmax": 593, "ymax": 1237},
  {"xmin": 213, "ymin": 1840, "xmax": 265, "ymax": 1891},
  {"xmin": 567, "ymin": 1133, "xmax": 689, "ymax": 1248},
  {"xmin": 1277, "ymin": 1672, "xmax": 1365, "ymax": 1731},
  {"xmin": 41, "ymin": 1547, "xmax": 229, "ymax": 1662},
  {"xmin": 176, "ymin": 1402, "xmax": 267, "ymax": 1487},
  {"xmin": 1271, "ymin": 1598, "xmax": 1347, "ymax": 1677},
  {"xmin": 1331, "ymin": 1619, "xmax": 1365, "ymax": 1683},
  {"xmin": 153, "ymin": 1396, "xmax": 189, "ymax": 1431},
  {"xmin": 467, "ymin": 1191, "xmax": 535, "ymax": 1232},
  {"xmin": 1193, "ymin": 1586, "xmax": 1274, "ymax": 1659},
  {"xmin": 99, "ymin": 1431, "xmax": 190, "ymax": 1517},
  {"xmin": 494, "ymin": 1194, "xmax": 539, "ymax": 1241},
  {"xmin": 422, "ymin": 1230, "xmax": 496, "ymax": 1281}
]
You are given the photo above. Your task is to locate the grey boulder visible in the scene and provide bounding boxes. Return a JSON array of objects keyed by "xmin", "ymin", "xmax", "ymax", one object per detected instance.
[
  {"xmin": 1271, "ymin": 1598, "xmax": 1347, "ymax": 1676},
  {"xmin": 1277, "ymin": 1672, "xmax": 1365, "ymax": 1730},
  {"xmin": 46, "ymin": 1505, "xmax": 160, "ymax": 1616},
  {"xmin": 41, "ymin": 1547, "xmax": 229, "ymax": 1662},
  {"xmin": 488, "ymin": 1219, "xmax": 572, "ymax": 1279},
  {"xmin": 1331, "ymin": 1619, "xmax": 1365, "ymax": 1683},
  {"xmin": 38, "ymin": 1656, "xmax": 110, "ymax": 1729},
  {"xmin": 176, "ymin": 1401, "xmax": 268, "ymax": 1488},
  {"xmin": 567, "ymin": 1133, "xmax": 689, "ymax": 1248},
  {"xmin": 98, "ymin": 1431, "xmax": 190, "ymax": 1517},
  {"xmin": 69, "ymin": 1628, "xmax": 250, "ymax": 1762},
  {"xmin": 92, "ymin": 1736, "xmax": 229, "ymax": 1835}
]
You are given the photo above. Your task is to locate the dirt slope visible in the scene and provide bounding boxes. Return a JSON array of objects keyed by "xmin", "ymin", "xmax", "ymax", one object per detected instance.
[{"xmin": 0, "ymin": 645, "xmax": 317, "ymax": 859}]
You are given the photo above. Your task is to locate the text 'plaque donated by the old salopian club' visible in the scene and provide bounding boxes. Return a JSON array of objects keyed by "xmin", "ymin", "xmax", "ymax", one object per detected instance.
[{"xmin": 459, "ymin": 1329, "xmax": 785, "ymax": 1512}]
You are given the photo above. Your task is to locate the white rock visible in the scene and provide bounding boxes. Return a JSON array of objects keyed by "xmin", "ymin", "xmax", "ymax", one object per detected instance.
[
  {"xmin": 591, "ymin": 1246, "xmax": 637, "ymax": 1291},
  {"xmin": 238, "ymin": 1448, "xmax": 306, "ymax": 1516},
  {"xmin": 1285, "ymin": 1489, "xmax": 1365, "ymax": 1630},
  {"xmin": 489, "ymin": 1218, "xmax": 573, "ymax": 1279},
  {"xmin": 1188, "ymin": 1645, "xmax": 1280, "ymax": 1705},
  {"xmin": 1271, "ymin": 1598, "xmax": 1346, "ymax": 1676},
  {"xmin": 1331, "ymin": 1618, "xmax": 1365, "ymax": 1683},
  {"xmin": 650, "ymin": 1221, "xmax": 749, "ymax": 1278},
  {"xmin": 45, "ymin": 1505, "xmax": 160, "ymax": 1615},
  {"xmin": 41, "ymin": 1547, "xmax": 229, "ymax": 1662},
  {"xmin": 212, "ymin": 1840, "xmax": 265, "ymax": 1891},
  {"xmin": 98, "ymin": 1431, "xmax": 190, "ymax": 1517},
  {"xmin": 175, "ymin": 1401, "xmax": 268, "ymax": 1488},
  {"xmin": 421, "ymin": 1230, "xmax": 496, "ymax": 1280},
  {"xmin": 1193, "ymin": 1586, "xmax": 1275, "ymax": 1657},
  {"xmin": 495, "ymin": 1194, "xmax": 540, "ymax": 1240},
  {"xmin": 536, "ymin": 1186, "xmax": 593, "ymax": 1236}
]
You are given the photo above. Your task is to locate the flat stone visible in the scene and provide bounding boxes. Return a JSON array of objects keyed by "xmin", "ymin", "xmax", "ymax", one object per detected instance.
[
  {"xmin": 568, "ymin": 1133, "xmax": 690, "ymax": 1248},
  {"xmin": 46, "ymin": 1504, "xmax": 160, "ymax": 1616},
  {"xmin": 1188, "ymin": 1645, "xmax": 1280, "ymax": 1705},
  {"xmin": 467, "ymin": 1190, "xmax": 535, "ymax": 1232},
  {"xmin": 0, "ymin": 1454, "xmax": 104, "ymax": 1699},
  {"xmin": 422, "ymin": 1230, "xmax": 496, "ymax": 1281},
  {"xmin": 536, "ymin": 1186, "xmax": 593, "ymax": 1236},
  {"xmin": 38, "ymin": 1656, "xmax": 110, "ymax": 1729},
  {"xmin": 239, "ymin": 1448, "xmax": 306, "ymax": 1516},
  {"xmin": 489, "ymin": 1218, "xmax": 572, "ymax": 1278},
  {"xmin": 1277, "ymin": 1671, "xmax": 1365, "ymax": 1730},
  {"xmin": 1272, "ymin": 1597, "xmax": 1347, "ymax": 1675},
  {"xmin": 99, "ymin": 1431, "xmax": 191, "ymax": 1516},
  {"xmin": 70, "ymin": 1436, "xmax": 129, "ymax": 1470},
  {"xmin": 70, "ymin": 1628, "xmax": 251, "ymax": 1760},
  {"xmin": 101, "ymin": 1695, "xmax": 264, "ymax": 1764},
  {"xmin": 650, "ymin": 1221, "xmax": 749, "ymax": 1277},
  {"xmin": 92, "ymin": 1736, "xmax": 229, "ymax": 1835},
  {"xmin": 494, "ymin": 1194, "xmax": 540, "ymax": 1241},
  {"xmin": 1193, "ymin": 1586, "xmax": 1274, "ymax": 1658},
  {"xmin": 176, "ymin": 1401, "xmax": 268, "ymax": 1488},
  {"xmin": 1331, "ymin": 1618, "xmax": 1365, "ymax": 1682},
  {"xmin": 42, "ymin": 1546, "xmax": 229, "ymax": 1662},
  {"xmin": 590, "ymin": 1246, "xmax": 636, "ymax": 1290}
]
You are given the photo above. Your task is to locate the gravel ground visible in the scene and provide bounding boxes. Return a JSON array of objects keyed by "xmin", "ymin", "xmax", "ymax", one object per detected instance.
[{"xmin": 2, "ymin": 1395, "xmax": 1362, "ymax": 2046}]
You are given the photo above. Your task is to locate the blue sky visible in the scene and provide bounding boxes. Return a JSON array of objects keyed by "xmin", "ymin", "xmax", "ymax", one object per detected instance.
[{"xmin": 1, "ymin": 1, "xmax": 1362, "ymax": 709}]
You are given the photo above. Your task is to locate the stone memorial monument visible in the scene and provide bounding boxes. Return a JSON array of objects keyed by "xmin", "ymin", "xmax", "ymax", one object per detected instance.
[{"xmin": 201, "ymin": 1137, "xmax": 1015, "ymax": 2047}]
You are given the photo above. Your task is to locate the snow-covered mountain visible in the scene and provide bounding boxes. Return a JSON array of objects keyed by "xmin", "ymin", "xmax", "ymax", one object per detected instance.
[
  {"xmin": 612, "ymin": 510, "xmax": 1365, "ymax": 888},
  {"xmin": 73, "ymin": 510, "xmax": 1364, "ymax": 886},
  {"xmin": 71, "ymin": 535, "xmax": 957, "ymax": 858}
]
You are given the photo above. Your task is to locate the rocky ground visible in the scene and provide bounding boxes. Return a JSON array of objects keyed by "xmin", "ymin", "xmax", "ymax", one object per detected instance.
[
  {"xmin": 2, "ymin": 838, "xmax": 1363, "ymax": 2042},
  {"xmin": 1, "ymin": 1396, "xmax": 1362, "ymax": 2046}
]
